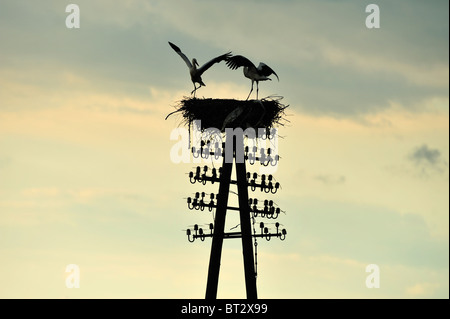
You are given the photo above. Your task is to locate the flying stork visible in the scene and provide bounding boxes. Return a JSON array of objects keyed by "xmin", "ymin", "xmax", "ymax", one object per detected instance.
[
  {"xmin": 226, "ymin": 55, "xmax": 279, "ymax": 100},
  {"xmin": 168, "ymin": 42, "xmax": 231, "ymax": 97}
]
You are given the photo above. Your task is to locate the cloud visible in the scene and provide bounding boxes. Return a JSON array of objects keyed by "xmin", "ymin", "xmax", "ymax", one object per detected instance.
[
  {"xmin": 408, "ymin": 144, "xmax": 448, "ymax": 176},
  {"xmin": 2, "ymin": 0, "xmax": 448, "ymax": 117},
  {"xmin": 410, "ymin": 144, "xmax": 442, "ymax": 166},
  {"xmin": 153, "ymin": 0, "xmax": 449, "ymax": 115}
]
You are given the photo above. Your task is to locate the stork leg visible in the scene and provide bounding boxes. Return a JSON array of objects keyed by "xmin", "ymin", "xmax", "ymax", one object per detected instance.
[
  {"xmin": 191, "ymin": 83, "xmax": 198, "ymax": 97},
  {"xmin": 256, "ymin": 81, "xmax": 259, "ymax": 100},
  {"xmin": 246, "ymin": 81, "xmax": 254, "ymax": 101}
]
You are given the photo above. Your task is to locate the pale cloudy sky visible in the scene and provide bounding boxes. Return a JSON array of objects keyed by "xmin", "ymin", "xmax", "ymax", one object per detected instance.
[{"xmin": 0, "ymin": 0, "xmax": 448, "ymax": 298}]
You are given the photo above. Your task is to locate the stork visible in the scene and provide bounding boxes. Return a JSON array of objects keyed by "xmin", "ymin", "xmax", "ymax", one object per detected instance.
[
  {"xmin": 169, "ymin": 42, "xmax": 231, "ymax": 97},
  {"xmin": 226, "ymin": 55, "xmax": 279, "ymax": 100}
]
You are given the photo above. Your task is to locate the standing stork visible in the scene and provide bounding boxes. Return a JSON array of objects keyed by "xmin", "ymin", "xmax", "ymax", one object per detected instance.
[
  {"xmin": 169, "ymin": 42, "xmax": 231, "ymax": 97},
  {"xmin": 226, "ymin": 55, "xmax": 279, "ymax": 100}
]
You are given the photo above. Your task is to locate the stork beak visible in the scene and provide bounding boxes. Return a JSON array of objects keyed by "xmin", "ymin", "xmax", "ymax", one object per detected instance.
[{"xmin": 195, "ymin": 60, "xmax": 199, "ymax": 67}]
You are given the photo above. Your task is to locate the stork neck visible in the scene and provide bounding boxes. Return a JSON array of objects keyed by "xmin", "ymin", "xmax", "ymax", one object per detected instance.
[{"xmin": 191, "ymin": 60, "xmax": 198, "ymax": 71}]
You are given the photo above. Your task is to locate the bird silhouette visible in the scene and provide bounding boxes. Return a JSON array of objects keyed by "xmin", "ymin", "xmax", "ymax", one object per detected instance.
[
  {"xmin": 226, "ymin": 55, "xmax": 279, "ymax": 100},
  {"xmin": 169, "ymin": 42, "xmax": 231, "ymax": 97}
]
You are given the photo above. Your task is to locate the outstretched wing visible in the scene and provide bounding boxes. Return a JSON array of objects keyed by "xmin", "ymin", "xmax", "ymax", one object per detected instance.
[
  {"xmin": 226, "ymin": 55, "xmax": 256, "ymax": 71},
  {"xmin": 168, "ymin": 42, "xmax": 192, "ymax": 69},
  {"xmin": 258, "ymin": 63, "xmax": 279, "ymax": 81},
  {"xmin": 197, "ymin": 52, "xmax": 232, "ymax": 75}
]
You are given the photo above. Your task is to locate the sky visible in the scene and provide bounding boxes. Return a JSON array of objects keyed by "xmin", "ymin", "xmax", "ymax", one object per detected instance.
[{"xmin": 0, "ymin": 0, "xmax": 448, "ymax": 298}]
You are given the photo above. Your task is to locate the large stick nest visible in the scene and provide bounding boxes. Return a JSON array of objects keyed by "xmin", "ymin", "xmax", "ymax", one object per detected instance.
[{"xmin": 165, "ymin": 96, "xmax": 288, "ymax": 132}]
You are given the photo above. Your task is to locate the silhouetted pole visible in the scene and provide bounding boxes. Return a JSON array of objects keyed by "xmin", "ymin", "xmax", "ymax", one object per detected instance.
[
  {"xmin": 205, "ymin": 134, "xmax": 233, "ymax": 299},
  {"xmin": 236, "ymin": 146, "xmax": 258, "ymax": 299},
  {"xmin": 205, "ymin": 133, "xmax": 257, "ymax": 299}
]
